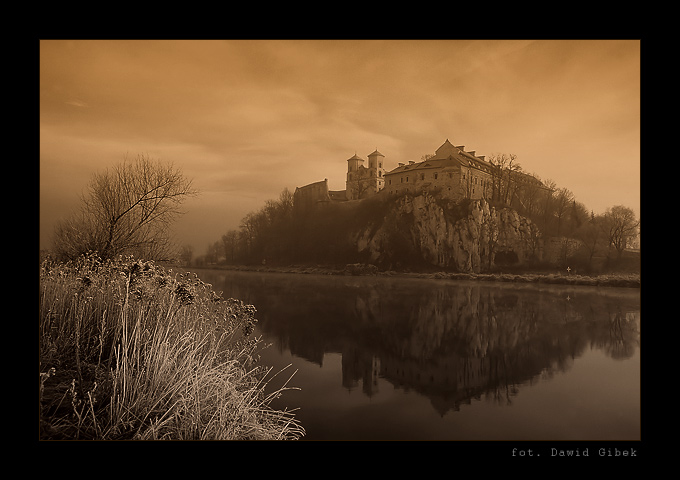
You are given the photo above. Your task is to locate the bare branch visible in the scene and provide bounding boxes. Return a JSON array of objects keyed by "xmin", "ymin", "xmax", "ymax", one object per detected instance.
[{"xmin": 53, "ymin": 154, "xmax": 197, "ymax": 261}]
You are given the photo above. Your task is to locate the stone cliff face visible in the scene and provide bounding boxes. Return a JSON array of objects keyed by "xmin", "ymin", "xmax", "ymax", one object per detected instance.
[{"xmin": 353, "ymin": 193, "xmax": 541, "ymax": 273}]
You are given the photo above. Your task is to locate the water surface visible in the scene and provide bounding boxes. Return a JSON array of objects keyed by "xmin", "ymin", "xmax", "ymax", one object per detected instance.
[{"xmin": 196, "ymin": 269, "xmax": 640, "ymax": 441}]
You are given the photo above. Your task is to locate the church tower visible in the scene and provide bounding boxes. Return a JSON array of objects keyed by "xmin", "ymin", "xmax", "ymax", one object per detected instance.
[
  {"xmin": 367, "ymin": 149, "xmax": 385, "ymax": 194},
  {"xmin": 346, "ymin": 153, "xmax": 364, "ymax": 200}
]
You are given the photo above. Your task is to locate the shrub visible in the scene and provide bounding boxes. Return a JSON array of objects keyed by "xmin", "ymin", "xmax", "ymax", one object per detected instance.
[{"xmin": 39, "ymin": 253, "xmax": 304, "ymax": 440}]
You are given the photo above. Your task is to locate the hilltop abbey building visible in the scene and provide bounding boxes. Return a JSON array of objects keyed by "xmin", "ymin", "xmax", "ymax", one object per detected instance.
[
  {"xmin": 293, "ymin": 139, "xmax": 498, "ymax": 211},
  {"xmin": 383, "ymin": 139, "xmax": 493, "ymax": 201}
]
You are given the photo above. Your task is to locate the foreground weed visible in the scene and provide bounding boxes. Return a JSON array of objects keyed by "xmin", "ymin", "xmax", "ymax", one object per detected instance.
[{"xmin": 39, "ymin": 253, "xmax": 304, "ymax": 440}]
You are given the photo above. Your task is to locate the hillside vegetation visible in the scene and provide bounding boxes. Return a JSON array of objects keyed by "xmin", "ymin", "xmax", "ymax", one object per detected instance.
[{"xmin": 201, "ymin": 188, "xmax": 639, "ymax": 276}]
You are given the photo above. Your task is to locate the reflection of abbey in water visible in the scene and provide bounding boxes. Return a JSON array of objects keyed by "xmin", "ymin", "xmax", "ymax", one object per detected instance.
[
  {"xmin": 216, "ymin": 271, "xmax": 639, "ymax": 418},
  {"xmin": 271, "ymin": 281, "xmax": 640, "ymax": 416},
  {"xmin": 337, "ymin": 285, "xmax": 639, "ymax": 415}
]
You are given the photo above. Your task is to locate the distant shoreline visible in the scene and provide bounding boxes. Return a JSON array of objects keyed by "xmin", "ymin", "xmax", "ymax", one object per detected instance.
[{"xmin": 185, "ymin": 263, "xmax": 641, "ymax": 289}]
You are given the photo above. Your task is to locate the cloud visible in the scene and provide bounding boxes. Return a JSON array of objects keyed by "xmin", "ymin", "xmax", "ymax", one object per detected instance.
[
  {"xmin": 40, "ymin": 40, "xmax": 640, "ymax": 252},
  {"xmin": 64, "ymin": 99, "xmax": 88, "ymax": 108}
]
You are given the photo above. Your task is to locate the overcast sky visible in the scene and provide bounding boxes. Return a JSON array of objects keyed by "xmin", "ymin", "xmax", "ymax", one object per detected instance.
[{"xmin": 39, "ymin": 39, "xmax": 640, "ymax": 253}]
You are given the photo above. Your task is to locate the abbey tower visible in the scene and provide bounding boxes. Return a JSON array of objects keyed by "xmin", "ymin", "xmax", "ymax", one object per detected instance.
[{"xmin": 346, "ymin": 149, "xmax": 385, "ymax": 200}]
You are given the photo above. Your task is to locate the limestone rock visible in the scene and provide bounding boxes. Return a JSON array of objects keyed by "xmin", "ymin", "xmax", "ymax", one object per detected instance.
[{"xmin": 353, "ymin": 193, "xmax": 541, "ymax": 273}]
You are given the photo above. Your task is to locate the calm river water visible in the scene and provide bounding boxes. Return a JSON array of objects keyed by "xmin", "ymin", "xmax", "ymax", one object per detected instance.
[{"xmin": 195, "ymin": 269, "xmax": 640, "ymax": 442}]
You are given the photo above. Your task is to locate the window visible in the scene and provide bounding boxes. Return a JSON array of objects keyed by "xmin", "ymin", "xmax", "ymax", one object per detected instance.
[
  {"xmin": 406, "ymin": 176, "xmax": 409, "ymax": 182},
  {"xmin": 434, "ymin": 173, "xmax": 438, "ymax": 180},
  {"xmin": 420, "ymin": 173, "xmax": 425, "ymax": 180}
]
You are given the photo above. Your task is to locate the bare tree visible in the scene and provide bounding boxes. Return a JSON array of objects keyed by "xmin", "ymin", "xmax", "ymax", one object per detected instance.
[
  {"xmin": 53, "ymin": 154, "xmax": 197, "ymax": 261},
  {"xmin": 277, "ymin": 188, "xmax": 294, "ymax": 217},
  {"xmin": 488, "ymin": 153, "xmax": 522, "ymax": 205},
  {"xmin": 52, "ymin": 209, "xmax": 107, "ymax": 261},
  {"xmin": 553, "ymin": 187, "xmax": 574, "ymax": 237},
  {"xmin": 354, "ymin": 167, "xmax": 371, "ymax": 199},
  {"xmin": 574, "ymin": 218, "xmax": 604, "ymax": 268},
  {"xmin": 513, "ymin": 172, "xmax": 544, "ymax": 217},
  {"xmin": 221, "ymin": 230, "xmax": 239, "ymax": 264},
  {"xmin": 178, "ymin": 244, "xmax": 194, "ymax": 266},
  {"xmin": 537, "ymin": 178, "xmax": 557, "ymax": 234},
  {"xmin": 600, "ymin": 205, "xmax": 639, "ymax": 259},
  {"xmin": 239, "ymin": 211, "xmax": 259, "ymax": 260},
  {"xmin": 205, "ymin": 241, "xmax": 221, "ymax": 264}
]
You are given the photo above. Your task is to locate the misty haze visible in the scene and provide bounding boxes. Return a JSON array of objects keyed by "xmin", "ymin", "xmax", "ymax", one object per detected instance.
[{"xmin": 39, "ymin": 40, "xmax": 640, "ymax": 445}]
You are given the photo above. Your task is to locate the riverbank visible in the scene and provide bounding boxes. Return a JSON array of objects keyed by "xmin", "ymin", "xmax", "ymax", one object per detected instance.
[
  {"xmin": 39, "ymin": 255, "xmax": 305, "ymax": 440},
  {"xmin": 188, "ymin": 263, "xmax": 641, "ymax": 289}
]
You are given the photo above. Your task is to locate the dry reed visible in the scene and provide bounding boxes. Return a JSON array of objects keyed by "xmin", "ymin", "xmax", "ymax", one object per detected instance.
[{"xmin": 39, "ymin": 253, "xmax": 304, "ymax": 440}]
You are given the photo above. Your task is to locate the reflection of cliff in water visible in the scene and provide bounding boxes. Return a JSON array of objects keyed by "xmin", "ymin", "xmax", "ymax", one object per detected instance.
[
  {"xmin": 342, "ymin": 282, "xmax": 639, "ymax": 415},
  {"xmin": 209, "ymin": 272, "xmax": 640, "ymax": 416}
]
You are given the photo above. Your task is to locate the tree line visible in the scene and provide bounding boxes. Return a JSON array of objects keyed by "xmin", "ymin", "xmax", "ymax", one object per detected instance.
[
  {"xmin": 47, "ymin": 153, "xmax": 637, "ymax": 274},
  {"xmin": 188, "ymin": 186, "xmax": 381, "ymax": 267},
  {"xmin": 193, "ymin": 153, "xmax": 639, "ymax": 272},
  {"xmin": 186, "ymin": 188, "xmax": 298, "ymax": 267},
  {"xmin": 485, "ymin": 153, "xmax": 639, "ymax": 267}
]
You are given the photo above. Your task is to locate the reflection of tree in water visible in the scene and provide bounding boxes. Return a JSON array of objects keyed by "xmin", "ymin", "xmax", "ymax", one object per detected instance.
[
  {"xmin": 344, "ymin": 281, "xmax": 639, "ymax": 415},
  {"xmin": 592, "ymin": 310, "xmax": 640, "ymax": 360},
  {"xmin": 203, "ymin": 271, "xmax": 640, "ymax": 417}
]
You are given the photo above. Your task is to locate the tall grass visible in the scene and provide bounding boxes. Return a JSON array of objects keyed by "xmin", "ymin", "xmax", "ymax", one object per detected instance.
[{"xmin": 39, "ymin": 253, "xmax": 304, "ymax": 440}]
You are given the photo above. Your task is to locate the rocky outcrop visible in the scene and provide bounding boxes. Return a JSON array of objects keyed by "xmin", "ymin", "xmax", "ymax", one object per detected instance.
[{"xmin": 353, "ymin": 193, "xmax": 541, "ymax": 273}]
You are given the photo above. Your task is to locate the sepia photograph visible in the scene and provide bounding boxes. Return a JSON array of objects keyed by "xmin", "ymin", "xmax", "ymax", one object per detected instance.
[{"xmin": 39, "ymin": 39, "xmax": 640, "ymax": 446}]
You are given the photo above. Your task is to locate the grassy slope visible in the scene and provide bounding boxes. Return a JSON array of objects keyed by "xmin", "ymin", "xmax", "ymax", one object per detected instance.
[{"xmin": 39, "ymin": 254, "xmax": 304, "ymax": 440}]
